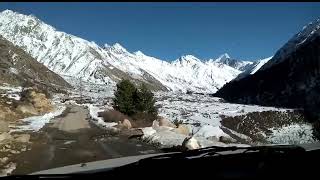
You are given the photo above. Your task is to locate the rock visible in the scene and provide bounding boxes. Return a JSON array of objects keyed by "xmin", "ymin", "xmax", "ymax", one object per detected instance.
[
  {"xmin": 219, "ymin": 136, "xmax": 237, "ymax": 144},
  {"xmin": 14, "ymin": 134, "xmax": 30, "ymax": 143},
  {"xmin": 141, "ymin": 127, "xmax": 156, "ymax": 136},
  {"xmin": 152, "ymin": 120, "xmax": 160, "ymax": 129},
  {"xmin": 21, "ymin": 147, "xmax": 27, "ymax": 152},
  {"xmin": 16, "ymin": 104, "xmax": 38, "ymax": 115},
  {"xmin": 121, "ymin": 119, "xmax": 132, "ymax": 129},
  {"xmin": 0, "ymin": 157, "xmax": 8, "ymax": 164},
  {"xmin": 30, "ymin": 91, "xmax": 53, "ymax": 113},
  {"xmin": 0, "ymin": 121, "xmax": 9, "ymax": 133},
  {"xmin": 122, "ymin": 128, "xmax": 144, "ymax": 138},
  {"xmin": 173, "ymin": 124, "xmax": 190, "ymax": 136},
  {"xmin": 182, "ymin": 136, "xmax": 200, "ymax": 150},
  {"xmin": 0, "ymin": 132, "xmax": 12, "ymax": 142},
  {"xmin": 207, "ymin": 136, "xmax": 219, "ymax": 142},
  {"xmin": 159, "ymin": 118, "xmax": 176, "ymax": 128},
  {"xmin": 10, "ymin": 150, "xmax": 19, "ymax": 154}
]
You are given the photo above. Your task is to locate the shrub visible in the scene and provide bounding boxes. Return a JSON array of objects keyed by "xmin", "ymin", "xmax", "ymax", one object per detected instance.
[
  {"xmin": 98, "ymin": 109, "xmax": 131, "ymax": 123},
  {"xmin": 173, "ymin": 117, "xmax": 184, "ymax": 127},
  {"xmin": 131, "ymin": 112, "xmax": 157, "ymax": 128}
]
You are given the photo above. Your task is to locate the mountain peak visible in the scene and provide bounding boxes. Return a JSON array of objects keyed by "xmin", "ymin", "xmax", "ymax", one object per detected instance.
[
  {"xmin": 104, "ymin": 43, "xmax": 128, "ymax": 53},
  {"xmin": 215, "ymin": 53, "xmax": 231, "ymax": 62},
  {"xmin": 111, "ymin": 43, "xmax": 128, "ymax": 52},
  {"xmin": 178, "ymin": 55, "xmax": 202, "ymax": 63},
  {"xmin": 220, "ymin": 53, "xmax": 231, "ymax": 59},
  {"xmin": 1, "ymin": 9, "xmax": 14, "ymax": 15},
  {"xmin": 134, "ymin": 50, "xmax": 145, "ymax": 56}
]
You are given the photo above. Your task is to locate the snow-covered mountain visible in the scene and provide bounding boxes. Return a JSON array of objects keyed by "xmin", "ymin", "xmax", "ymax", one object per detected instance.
[
  {"xmin": 215, "ymin": 18, "xmax": 320, "ymax": 118},
  {"xmin": 212, "ymin": 53, "xmax": 253, "ymax": 71},
  {"xmin": 0, "ymin": 35, "xmax": 70, "ymax": 89},
  {"xmin": 232, "ymin": 56, "xmax": 273, "ymax": 81},
  {"xmin": 260, "ymin": 18, "xmax": 320, "ymax": 71},
  {"xmin": 0, "ymin": 9, "xmax": 246, "ymax": 93}
]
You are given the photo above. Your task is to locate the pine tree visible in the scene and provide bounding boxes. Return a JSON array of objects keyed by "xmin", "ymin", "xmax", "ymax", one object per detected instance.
[
  {"xmin": 113, "ymin": 79, "xmax": 137, "ymax": 115},
  {"xmin": 134, "ymin": 83, "xmax": 158, "ymax": 116}
]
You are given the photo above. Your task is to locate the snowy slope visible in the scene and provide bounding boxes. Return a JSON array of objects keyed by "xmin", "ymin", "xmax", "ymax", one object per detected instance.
[
  {"xmin": 248, "ymin": 56, "xmax": 273, "ymax": 74},
  {"xmin": 0, "ymin": 9, "xmax": 243, "ymax": 93},
  {"xmin": 260, "ymin": 18, "xmax": 320, "ymax": 71},
  {"xmin": 232, "ymin": 56, "xmax": 273, "ymax": 81}
]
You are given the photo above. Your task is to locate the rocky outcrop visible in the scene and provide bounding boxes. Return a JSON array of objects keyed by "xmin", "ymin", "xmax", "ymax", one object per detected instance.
[{"xmin": 0, "ymin": 35, "xmax": 70, "ymax": 90}]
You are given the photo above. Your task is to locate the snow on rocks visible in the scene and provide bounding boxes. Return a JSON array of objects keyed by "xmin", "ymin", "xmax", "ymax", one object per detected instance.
[
  {"xmin": 193, "ymin": 125, "xmax": 231, "ymax": 140},
  {"xmin": 11, "ymin": 104, "xmax": 66, "ymax": 132},
  {"xmin": 267, "ymin": 123, "xmax": 316, "ymax": 144},
  {"xmin": 155, "ymin": 92, "xmax": 293, "ymax": 145}
]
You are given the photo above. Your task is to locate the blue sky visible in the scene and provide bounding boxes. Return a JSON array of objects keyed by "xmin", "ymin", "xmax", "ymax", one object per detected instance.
[{"xmin": 1, "ymin": 2, "xmax": 320, "ymax": 61}]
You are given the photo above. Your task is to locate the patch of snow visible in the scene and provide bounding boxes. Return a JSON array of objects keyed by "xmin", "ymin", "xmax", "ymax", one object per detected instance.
[
  {"xmin": 7, "ymin": 93, "xmax": 20, "ymax": 101},
  {"xmin": 9, "ymin": 67, "xmax": 19, "ymax": 75},
  {"xmin": 249, "ymin": 56, "xmax": 273, "ymax": 74},
  {"xmin": 11, "ymin": 105, "xmax": 66, "ymax": 132},
  {"xmin": 194, "ymin": 125, "xmax": 230, "ymax": 139}
]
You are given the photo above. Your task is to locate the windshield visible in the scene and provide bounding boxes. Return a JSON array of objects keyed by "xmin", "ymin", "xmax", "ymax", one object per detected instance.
[{"xmin": 0, "ymin": 2, "xmax": 320, "ymax": 176}]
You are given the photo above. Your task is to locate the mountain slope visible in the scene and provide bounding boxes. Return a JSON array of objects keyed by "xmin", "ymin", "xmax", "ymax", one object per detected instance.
[
  {"xmin": 0, "ymin": 9, "xmax": 242, "ymax": 93},
  {"xmin": 0, "ymin": 35, "xmax": 71, "ymax": 89},
  {"xmin": 232, "ymin": 56, "xmax": 273, "ymax": 81},
  {"xmin": 215, "ymin": 19, "xmax": 320, "ymax": 119}
]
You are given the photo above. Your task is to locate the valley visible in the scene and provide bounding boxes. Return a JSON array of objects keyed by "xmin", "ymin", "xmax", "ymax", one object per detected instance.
[{"xmin": 0, "ymin": 8, "xmax": 319, "ymax": 176}]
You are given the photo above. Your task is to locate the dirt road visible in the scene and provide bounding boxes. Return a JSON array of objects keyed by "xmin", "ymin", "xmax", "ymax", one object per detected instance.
[
  {"xmin": 51, "ymin": 105, "xmax": 90, "ymax": 132},
  {"xmin": 11, "ymin": 105, "xmax": 161, "ymax": 175}
]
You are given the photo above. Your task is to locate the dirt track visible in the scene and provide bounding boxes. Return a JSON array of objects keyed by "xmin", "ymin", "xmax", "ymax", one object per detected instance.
[
  {"xmin": 11, "ymin": 105, "xmax": 161, "ymax": 175},
  {"xmin": 51, "ymin": 105, "xmax": 90, "ymax": 132}
]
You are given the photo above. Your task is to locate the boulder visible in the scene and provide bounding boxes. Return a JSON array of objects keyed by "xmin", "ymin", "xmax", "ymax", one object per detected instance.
[
  {"xmin": 0, "ymin": 106, "xmax": 17, "ymax": 121},
  {"xmin": 159, "ymin": 117, "xmax": 176, "ymax": 128},
  {"xmin": 182, "ymin": 136, "xmax": 200, "ymax": 150},
  {"xmin": 121, "ymin": 119, "xmax": 132, "ymax": 129},
  {"xmin": 0, "ymin": 120, "xmax": 9, "ymax": 133},
  {"xmin": 16, "ymin": 104, "xmax": 38, "ymax": 115},
  {"xmin": 173, "ymin": 124, "xmax": 190, "ymax": 136},
  {"xmin": 0, "ymin": 132, "xmax": 12, "ymax": 143},
  {"xmin": 152, "ymin": 120, "xmax": 160, "ymax": 129},
  {"xmin": 30, "ymin": 91, "xmax": 53, "ymax": 113},
  {"xmin": 10, "ymin": 150, "xmax": 19, "ymax": 154},
  {"xmin": 141, "ymin": 127, "xmax": 156, "ymax": 137},
  {"xmin": 0, "ymin": 157, "xmax": 8, "ymax": 164},
  {"xmin": 14, "ymin": 134, "xmax": 30, "ymax": 143}
]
